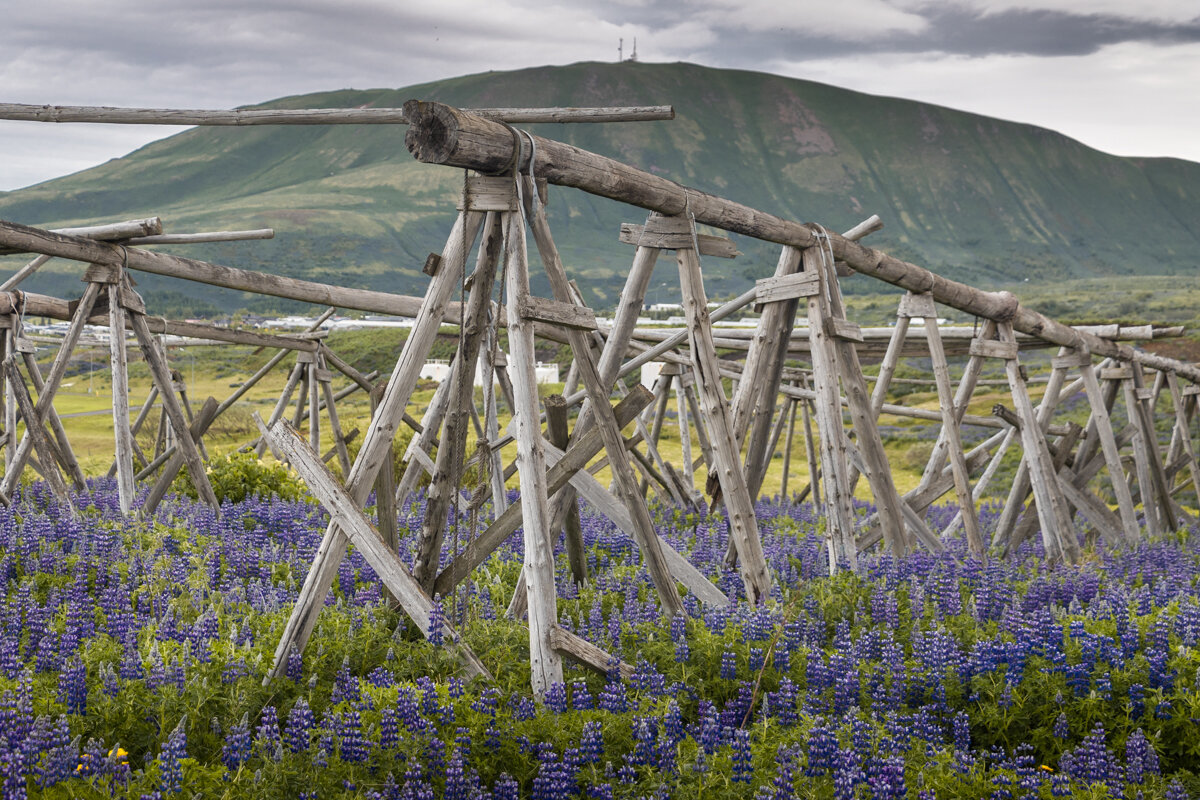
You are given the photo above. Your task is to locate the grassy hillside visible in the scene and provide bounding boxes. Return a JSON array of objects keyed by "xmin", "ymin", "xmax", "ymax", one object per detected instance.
[{"xmin": 1, "ymin": 61, "xmax": 1198, "ymax": 314}]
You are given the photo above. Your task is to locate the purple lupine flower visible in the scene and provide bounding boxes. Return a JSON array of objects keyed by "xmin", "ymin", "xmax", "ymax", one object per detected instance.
[
  {"xmin": 731, "ymin": 728, "xmax": 752, "ymax": 783},
  {"xmin": 570, "ymin": 680, "xmax": 593, "ymax": 711},
  {"xmin": 337, "ymin": 709, "xmax": 369, "ymax": 763},
  {"xmin": 580, "ymin": 721, "xmax": 604, "ymax": 765},
  {"xmin": 285, "ymin": 698, "xmax": 314, "ymax": 754},
  {"xmin": 158, "ymin": 717, "xmax": 187, "ymax": 795},
  {"xmin": 545, "ymin": 682, "xmax": 568, "ymax": 714},
  {"xmin": 492, "ymin": 773, "xmax": 520, "ymax": 800},
  {"xmin": 720, "ymin": 648, "xmax": 737, "ymax": 680},
  {"xmin": 428, "ymin": 596, "xmax": 446, "ymax": 647},
  {"xmin": 221, "ymin": 714, "xmax": 252, "ymax": 770},
  {"xmin": 56, "ymin": 657, "xmax": 87, "ymax": 716}
]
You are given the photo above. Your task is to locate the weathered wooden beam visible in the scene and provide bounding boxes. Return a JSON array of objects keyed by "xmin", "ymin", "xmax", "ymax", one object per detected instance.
[
  {"xmin": 256, "ymin": 414, "xmax": 491, "ymax": 680},
  {"xmin": 123, "ymin": 229, "xmax": 274, "ymax": 245},
  {"xmin": 524, "ymin": 187, "xmax": 685, "ymax": 618},
  {"xmin": 401, "ymin": 101, "xmax": 1200, "ymax": 384},
  {"xmin": 0, "ymin": 102, "xmax": 674, "ymax": 125},
  {"xmin": 546, "ymin": 394, "xmax": 587, "ymax": 586},
  {"xmin": 4, "ymin": 358, "xmax": 73, "ymax": 512},
  {"xmin": 0, "ymin": 217, "xmax": 161, "ymax": 256},
  {"xmin": 548, "ymin": 625, "xmax": 634, "ymax": 680}
]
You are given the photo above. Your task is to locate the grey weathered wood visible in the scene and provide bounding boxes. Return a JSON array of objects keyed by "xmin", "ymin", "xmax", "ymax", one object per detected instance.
[
  {"xmin": 780, "ymin": 397, "xmax": 798, "ymax": 500},
  {"xmin": 107, "ymin": 284, "xmax": 135, "ymax": 513},
  {"xmin": 997, "ymin": 322, "xmax": 1078, "ymax": 562},
  {"xmin": 0, "ymin": 281, "xmax": 101, "ymax": 499},
  {"xmin": 0, "ymin": 102, "xmax": 674, "ymax": 125},
  {"xmin": 401, "ymin": 102, "xmax": 1200, "ymax": 385},
  {"xmin": 755, "ymin": 271, "xmax": 819, "ymax": 305},
  {"xmin": 0, "ymin": 254, "xmax": 52, "ymax": 291},
  {"xmin": 1078, "ymin": 358, "xmax": 1140, "ymax": 543},
  {"xmin": 548, "ymin": 625, "xmax": 634, "ymax": 680},
  {"xmin": 4, "ymin": 358, "xmax": 74, "ymax": 512},
  {"xmin": 1005, "ymin": 422, "xmax": 1084, "ymax": 555},
  {"xmin": 318, "ymin": 358, "xmax": 352, "ymax": 476},
  {"xmin": 677, "ymin": 242, "xmax": 773, "ymax": 599},
  {"xmin": 524, "ymin": 188, "xmax": 685, "ymax": 617},
  {"xmin": 0, "ymin": 217, "xmax": 162, "ymax": 257},
  {"xmin": 1130, "ymin": 363, "xmax": 1176, "ymax": 531},
  {"xmin": 619, "ymin": 223, "xmax": 738, "ymax": 258},
  {"xmin": 256, "ymin": 414, "xmax": 490, "ymax": 680},
  {"xmin": 923, "ymin": 309, "xmax": 984, "ymax": 557},
  {"xmin": 675, "ymin": 380, "xmax": 699, "ymax": 502},
  {"xmin": 1165, "ymin": 372, "xmax": 1200, "ymax": 505},
  {"xmin": 517, "ymin": 294, "xmax": 597, "ymax": 331},
  {"xmin": 123, "ymin": 229, "xmax": 274, "ymax": 245},
  {"xmin": 17, "ymin": 349, "xmax": 86, "ymax": 490},
  {"xmin": 140, "ymin": 397, "xmax": 219, "ymax": 515},
  {"xmin": 501, "ymin": 205, "xmax": 563, "ymax": 696},
  {"xmin": 546, "ymin": 394, "xmax": 587, "ymax": 586},
  {"xmin": 129, "ymin": 312, "xmax": 219, "ymax": 510},
  {"xmin": 395, "ymin": 359, "xmax": 456, "ymax": 508},
  {"xmin": 412, "ymin": 212, "xmax": 502, "ymax": 591},
  {"xmin": 266, "ymin": 210, "xmax": 486, "ymax": 684}
]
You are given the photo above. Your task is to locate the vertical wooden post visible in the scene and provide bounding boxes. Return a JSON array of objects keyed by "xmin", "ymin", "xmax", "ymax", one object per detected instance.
[
  {"xmin": 1130, "ymin": 362, "xmax": 1177, "ymax": 530},
  {"xmin": 675, "ymin": 376, "xmax": 698, "ymax": 501},
  {"xmin": 799, "ymin": 374, "xmax": 820, "ymax": 507},
  {"xmin": 780, "ymin": 395, "xmax": 798, "ymax": 500},
  {"xmin": 412, "ymin": 212, "xmax": 502, "ymax": 591},
  {"xmin": 107, "ymin": 283, "xmax": 135, "ymax": 513},
  {"xmin": 546, "ymin": 394, "xmax": 587, "ymax": 585},
  {"xmin": 501, "ymin": 203, "xmax": 563, "ymax": 696},
  {"xmin": 1075, "ymin": 355, "xmax": 1140, "ymax": 543}
]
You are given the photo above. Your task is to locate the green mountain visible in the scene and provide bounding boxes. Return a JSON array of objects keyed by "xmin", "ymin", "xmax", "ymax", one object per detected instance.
[{"xmin": 2, "ymin": 61, "xmax": 1198, "ymax": 315}]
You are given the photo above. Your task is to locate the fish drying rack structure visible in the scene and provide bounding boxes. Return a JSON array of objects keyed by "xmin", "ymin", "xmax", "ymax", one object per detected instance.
[{"xmin": 0, "ymin": 99, "xmax": 1196, "ymax": 696}]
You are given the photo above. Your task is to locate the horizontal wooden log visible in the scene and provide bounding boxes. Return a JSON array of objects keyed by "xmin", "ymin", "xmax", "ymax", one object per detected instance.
[
  {"xmin": 403, "ymin": 101, "xmax": 1200, "ymax": 384},
  {"xmin": 123, "ymin": 229, "xmax": 274, "ymax": 245},
  {"xmin": 0, "ymin": 102, "xmax": 674, "ymax": 125},
  {"xmin": 0, "ymin": 217, "xmax": 162, "ymax": 255},
  {"xmin": 11, "ymin": 291, "xmax": 319, "ymax": 351}
]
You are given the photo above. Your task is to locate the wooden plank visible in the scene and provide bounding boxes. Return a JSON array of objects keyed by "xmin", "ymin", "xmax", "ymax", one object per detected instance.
[
  {"xmin": 256, "ymin": 414, "xmax": 490, "ymax": 680},
  {"xmin": 969, "ymin": 338, "xmax": 1019, "ymax": 360},
  {"xmin": 755, "ymin": 271, "xmax": 819, "ymax": 304},
  {"xmin": 826, "ymin": 317, "xmax": 863, "ymax": 342},
  {"xmin": 517, "ymin": 294, "xmax": 597, "ymax": 331},
  {"xmin": 896, "ymin": 291, "xmax": 937, "ymax": 319},
  {"xmin": 618, "ymin": 223, "xmax": 739, "ymax": 258}
]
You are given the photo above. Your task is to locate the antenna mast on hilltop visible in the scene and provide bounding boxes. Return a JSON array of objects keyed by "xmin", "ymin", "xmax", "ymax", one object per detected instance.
[
  {"xmin": 618, "ymin": 38, "xmax": 623, "ymax": 62},
  {"xmin": 630, "ymin": 38, "xmax": 638, "ymax": 61}
]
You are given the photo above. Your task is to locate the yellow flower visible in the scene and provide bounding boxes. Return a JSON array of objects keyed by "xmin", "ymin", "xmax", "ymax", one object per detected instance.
[{"xmin": 1039, "ymin": 765, "xmax": 1055, "ymax": 773}]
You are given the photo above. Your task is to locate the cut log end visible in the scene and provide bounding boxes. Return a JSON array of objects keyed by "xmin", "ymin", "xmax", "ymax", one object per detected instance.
[{"xmin": 403, "ymin": 101, "xmax": 459, "ymax": 165}]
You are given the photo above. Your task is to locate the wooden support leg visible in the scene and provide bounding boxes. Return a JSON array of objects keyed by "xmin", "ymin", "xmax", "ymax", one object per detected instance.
[
  {"xmin": 918, "ymin": 296, "xmax": 984, "ymax": 558},
  {"xmin": 318, "ymin": 358, "xmax": 353, "ymax": 476},
  {"xmin": 501, "ymin": 204, "xmax": 564, "ymax": 695},
  {"xmin": 107, "ymin": 284, "xmax": 135, "ymax": 513},
  {"xmin": 257, "ymin": 414, "xmax": 490, "ymax": 680},
  {"xmin": 677, "ymin": 242, "xmax": 773, "ymax": 600},
  {"xmin": 1131, "ymin": 363, "xmax": 1177, "ymax": 530},
  {"xmin": 256, "ymin": 361, "xmax": 306, "ymax": 458},
  {"xmin": 1166, "ymin": 374, "xmax": 1200, "ymax": 505},
  {"xmin": 546, "ymin": 394, "xmax": 587, "ymax": 586},
  {"xmin": 1076, "ymin": 357, "xmax": 1141, "ymax": 543},
  {"xmin": 780, "ymin": 396, "xmax": 798, "ymax": 501},
  {"xmin": 1, "ymin": 282, "xmax": 102, "ymax": 498},
  {"xmin": 265, "ymin": 209, "xmax": 487, "ymax": 684},
  {"xmin": 997, "ymin": 323, "xmax": 1078, "ymax": 562},
  {"xmin": 3, "ymin": 357, "xmax": 74, "ymax": 511},
  {"xmin": 129, "ymin": 311, "xmax": 219, "ymax": 510},
  {"xmin": 14, "ymin": 341, "xmax": 86, "ymax": 490},
  {"xmin": 412, "ymin": 212, "xmax": 502, "ymax": 591},
  {"xmin": 394, "ymin": 358, "xmax": 455, "ymax": 509},
  {"xmin": 524, "ymin": 190, "xmax": 687, "ymax": 616},
  {"xmin": 803, "ymin": 258, "xmax": 858, "ymax": 568},
  {"xmin": 675, "ymin": 377, "xmax": 699, "ymax": 503}
]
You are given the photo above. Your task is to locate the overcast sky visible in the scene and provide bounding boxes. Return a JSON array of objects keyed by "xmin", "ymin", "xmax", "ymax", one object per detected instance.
[{"xmin": 2, "ymin": 0, "xmax": 1198, "ymax": 191}]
